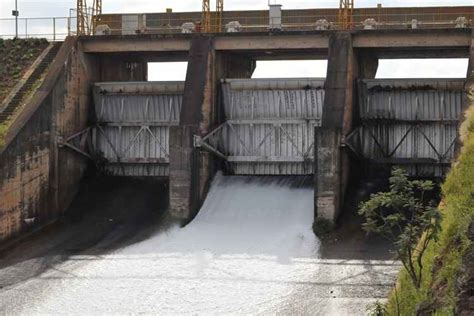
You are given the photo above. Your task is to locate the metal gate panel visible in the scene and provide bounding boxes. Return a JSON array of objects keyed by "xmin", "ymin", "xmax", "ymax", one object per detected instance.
[
  {"xmin": 353, "ymin": 79, "xmax": 465, "ymax": 177},
  {"xmin": 93, "ymin": 82, "xmax": 184, "ymax": 177},
  {"xmin": 205, "ymin": 78, "xmax": 324, "ymax": 175},
  {"xmin": 223, "ymin": 79, "xmax": 325, "ymax": 120}
]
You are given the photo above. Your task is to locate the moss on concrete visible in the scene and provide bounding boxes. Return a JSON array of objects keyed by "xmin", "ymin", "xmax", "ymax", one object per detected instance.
[{"xmin": 386, "ymin": 94, "xmax": 474, "ymax": 315}]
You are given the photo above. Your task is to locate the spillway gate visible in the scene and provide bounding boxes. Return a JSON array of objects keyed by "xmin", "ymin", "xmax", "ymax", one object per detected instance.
[
  {"xmin": 195, "ymin": 79, "xmax": 325, "ymax": 175},
  {"xmin": 92, "ymin": 82, "xmax": 184, "ymax": 176},
  {"xmin": 59, "ymin": 78, "xmax": 466, "ymax": 180},
  {"xmin": 346, "ymin": 79, "xmax": 466, "ymax": 177}
]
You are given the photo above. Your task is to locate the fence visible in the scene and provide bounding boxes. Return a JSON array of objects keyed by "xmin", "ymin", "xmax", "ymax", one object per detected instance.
[
  {"xmin": 0, "ymin": 9, "xmax": 472, "ymax": 40},
  {"xmin": 0, "ymin": 17, "xmax": 77, "ymax": 41}
]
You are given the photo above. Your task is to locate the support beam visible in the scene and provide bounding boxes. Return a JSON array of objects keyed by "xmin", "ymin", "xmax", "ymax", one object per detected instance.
[
  {"xmin": 315, "ymin": 32, "xmax": 358, "ymax": 223},
  {"xmin": 79, "ymin": 30, "xmax": 471, "ymax": 57},
  {"xmin": 169, "ymin": 37, "xmax": 214, "ymax": 221}
]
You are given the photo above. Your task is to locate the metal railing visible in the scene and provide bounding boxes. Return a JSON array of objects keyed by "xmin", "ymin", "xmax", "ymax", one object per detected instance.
[
  {"xmin": 0, "ymin": 17, "xmax": 77, "ymax": 41},
  {"xmin": 0, "ymin": 11, "xmax": 471, "ymax": 40},
  {"xmin": 95, "ymin": 11, "xmax": 472, "ymax": 35}
]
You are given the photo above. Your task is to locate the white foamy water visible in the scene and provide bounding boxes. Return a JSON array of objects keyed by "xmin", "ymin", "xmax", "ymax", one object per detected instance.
[{"xmin": 26, "ymin": 173, "xmax": 320, "ymax": 314}]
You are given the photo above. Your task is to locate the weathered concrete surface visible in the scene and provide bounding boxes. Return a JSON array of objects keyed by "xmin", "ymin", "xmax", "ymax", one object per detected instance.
[
  {"xmin": 0, "ymin": 37, "xmax": 98, "ymax": 243},
  {"xmin": 169, "ymin": 37, "xmax": 214, "ymax": 221},
  {"xmin": 315, "ymin": 33, "xmax": 358, "ymax": 223}
]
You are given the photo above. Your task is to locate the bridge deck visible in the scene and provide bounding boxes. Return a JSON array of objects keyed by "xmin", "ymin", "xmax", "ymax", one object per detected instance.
[{"xmin": 80, "ymin": 28, "xmax": 472, "ymax": 59}]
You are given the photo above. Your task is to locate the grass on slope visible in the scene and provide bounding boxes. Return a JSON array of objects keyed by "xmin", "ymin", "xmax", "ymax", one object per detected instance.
[
  {"xmin": 0, "ymin": 122, "xmax": 7, "ymax": 148},
  {"xmin": 386, "ymin": 97, "xmax": 474, "ymax": 315},
  {"xmin": 0, "ymin": 38, "xmax": 48, "ymax": 104}
]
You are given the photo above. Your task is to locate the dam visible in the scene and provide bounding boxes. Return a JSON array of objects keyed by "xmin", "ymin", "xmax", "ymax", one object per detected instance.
[{"xmin": 0, "ymin": 2, "xmax": 473, "ymax": 314}]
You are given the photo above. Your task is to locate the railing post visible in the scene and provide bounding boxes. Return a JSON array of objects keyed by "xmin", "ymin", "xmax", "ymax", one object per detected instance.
[
  {"xmin": 25, "ymin": 18, "xmax": 27, "ymax": 38},
  {"xmin": 67, "ymin": 17, "xmax": 71, "ymax": 36},
  {"xmin": 53, "ymin": 17, "xmax": 56, "ymax": 41}
]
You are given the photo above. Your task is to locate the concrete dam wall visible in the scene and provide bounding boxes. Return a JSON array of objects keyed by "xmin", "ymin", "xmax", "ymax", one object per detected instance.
[
  {"xmin": 0, "ymin": 38, "xmax": 99, "ymax": 243},
  {"xmin": 0, "ymin": 29, "xmax": 472, "ymax": 245}
]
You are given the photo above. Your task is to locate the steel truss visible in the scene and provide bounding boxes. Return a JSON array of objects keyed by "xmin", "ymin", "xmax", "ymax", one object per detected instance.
[
  {"xmin": 195, "ymin": 119, "xmax": 317, "ymax": 163},
  {"xmin": 346, "ymin": 96, "xmax": 459, "ymax": 166}
]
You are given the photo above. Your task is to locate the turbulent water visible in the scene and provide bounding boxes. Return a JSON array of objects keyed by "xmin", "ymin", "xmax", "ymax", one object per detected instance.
[{"xmin": 26, "ymin": 173, "xmax": 320, "ymax": 314}]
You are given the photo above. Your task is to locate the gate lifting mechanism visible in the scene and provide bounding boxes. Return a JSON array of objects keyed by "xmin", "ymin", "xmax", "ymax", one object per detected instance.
[
  {"xmin": 77, "ymin": 0, "xmax": 102, "ymax": 35},
  {"xmin": 202, "ymin": 0, "xmax": 224, "ymax": 33}
]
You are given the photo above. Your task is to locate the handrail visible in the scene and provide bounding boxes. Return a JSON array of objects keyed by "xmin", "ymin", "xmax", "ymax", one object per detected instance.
[{"xmin": 0, "ymin": 11, "xmax": 471, "ymax": 39}]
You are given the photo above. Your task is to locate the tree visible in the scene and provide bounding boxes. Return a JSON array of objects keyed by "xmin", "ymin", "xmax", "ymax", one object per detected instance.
[{"xmin": 358, "ymin": 168, "xmax": 442, "ymax": 289}]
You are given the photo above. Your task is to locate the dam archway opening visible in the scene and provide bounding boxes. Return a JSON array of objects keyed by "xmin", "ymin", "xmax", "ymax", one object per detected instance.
[
  {"xmin": 147, "ymin": 62, "xmax": 188, "ymax": 81},
  {"xmin": 376, "ymin": 58, "xmax": 469, "ymax": 79}
]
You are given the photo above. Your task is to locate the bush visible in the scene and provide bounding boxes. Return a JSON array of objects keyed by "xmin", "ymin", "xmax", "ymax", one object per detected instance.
[{"xmin": 359, "ymin": 167, "xmax": 441, "ymax": 290}]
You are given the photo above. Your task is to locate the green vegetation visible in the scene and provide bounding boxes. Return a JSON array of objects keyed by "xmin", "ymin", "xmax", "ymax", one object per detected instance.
[
  {"xmin": 367, "ymin": 300, "xmax": 389, "ymax": 316},
  {"xmin": 0, "ymin": 122, "xmax": 7, "ymax": 148},
  {"xmin": 385, "ymin": 97, "xmax": 474, "ymax": 315},
  {"xmin": 359, "ymin": 168, "xmax": 441, "ymax": 290},
  {"xmin": 0, "ymin": 38, "xmax": 48, "ymax": 103}
]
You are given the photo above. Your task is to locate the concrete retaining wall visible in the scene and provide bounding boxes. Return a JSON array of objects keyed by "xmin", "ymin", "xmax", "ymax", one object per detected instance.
[{"xmin": 0, "ymin": 38, "xmax": 98, "ymax": 243}]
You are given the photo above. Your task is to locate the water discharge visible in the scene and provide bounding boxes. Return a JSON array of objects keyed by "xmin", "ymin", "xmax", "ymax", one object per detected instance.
[{"xmin": 28, "ymin": 173, "xmax": 320, "ymax": 314}]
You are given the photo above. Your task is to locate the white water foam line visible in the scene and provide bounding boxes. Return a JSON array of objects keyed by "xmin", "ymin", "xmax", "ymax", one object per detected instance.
[{"xmin": 22, "ymin": 173, "xmax": 399, "ymax": 315}]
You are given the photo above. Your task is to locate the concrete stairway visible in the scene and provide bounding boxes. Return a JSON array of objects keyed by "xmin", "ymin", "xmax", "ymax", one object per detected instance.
[{"xmin": 0, "ymin": 42, "xmax": 63, "ymax": 124}]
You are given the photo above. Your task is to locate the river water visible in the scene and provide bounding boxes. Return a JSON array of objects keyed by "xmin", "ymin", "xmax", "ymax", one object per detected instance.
[{"xmin": 1, "ymin": 174, "xmax": 400, "ymax": 314}]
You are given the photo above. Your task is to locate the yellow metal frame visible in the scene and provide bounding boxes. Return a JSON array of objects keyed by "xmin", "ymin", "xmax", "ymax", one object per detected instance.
[
  {"xmin": 202, "ymin": 0, "xmax": 212, "ymax": 33},
  {"xmin": 215, "ymin": 0, "xmax": 224, "ymax": 32},
  {"xmin": 92, "ymin": 0, "xmax": 103, "ymax": 34},
  {"xmin": 77, "ymin": 0, "xmax": 102, "ymax": 36},
  {"xmin": 77, "ymin": 0, "xmax": 88, "ymax": 35},
  {"xmin": 202, "ymin": 0, "xmax": 224, "ymax": 33},
  {"xmin": 338, "ymin": 0, "xmax": 354, "ymax": 30}
]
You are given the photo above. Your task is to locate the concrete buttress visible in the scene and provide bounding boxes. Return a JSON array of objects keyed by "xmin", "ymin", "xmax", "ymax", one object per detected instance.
[
  {"xmin": 315, "ymin": 33, "xmax": 358, "ymax": 223},
  {"xmin": 169, "ymin": 37, "xmax": 214, "ymax": 221}
]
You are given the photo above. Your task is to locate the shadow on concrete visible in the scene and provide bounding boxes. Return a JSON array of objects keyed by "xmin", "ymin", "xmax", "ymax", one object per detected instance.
[
  {"xmin": 320, "ymin": 178, "xmax": 397, "ymax": 261},
  {"xmin": 0, "ymin": 175, "xmax": 170, "ymax": 289}
]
